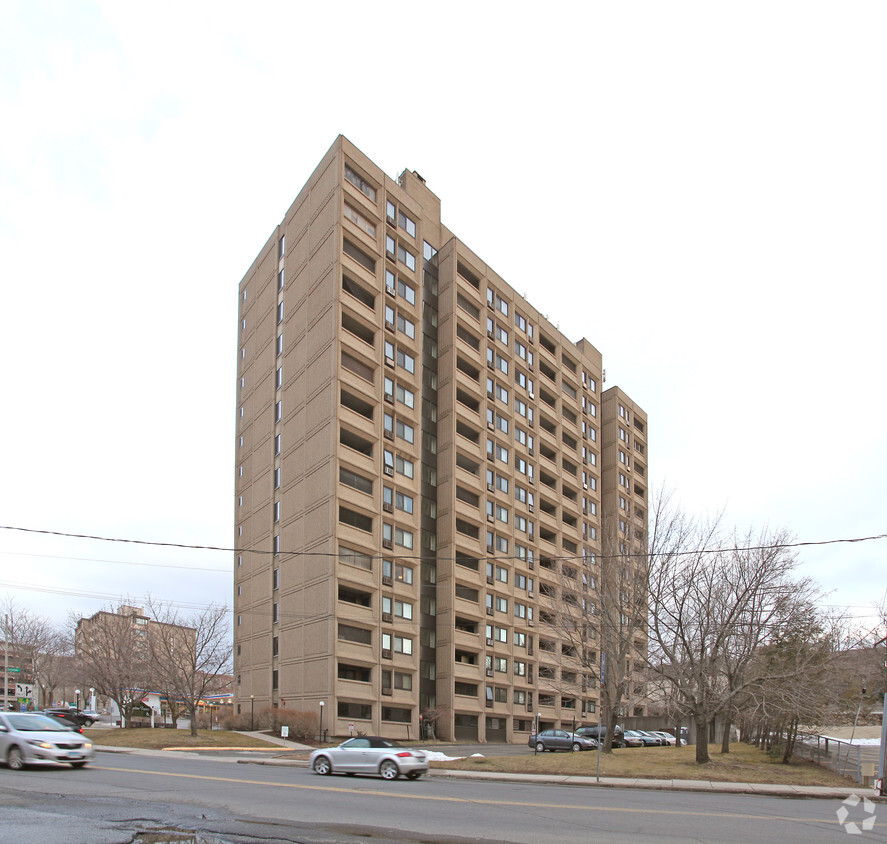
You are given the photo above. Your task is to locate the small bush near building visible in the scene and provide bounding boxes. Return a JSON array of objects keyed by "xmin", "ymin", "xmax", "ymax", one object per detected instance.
[{"xmin": 220, "ymin": 707, "xmax": 319, "ymax": 739}]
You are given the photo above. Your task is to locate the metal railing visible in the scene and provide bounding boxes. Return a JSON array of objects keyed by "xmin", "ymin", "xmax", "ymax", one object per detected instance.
[{"xmin": 795, "ymin": 733, "xmax": 872, "ymax": 784}]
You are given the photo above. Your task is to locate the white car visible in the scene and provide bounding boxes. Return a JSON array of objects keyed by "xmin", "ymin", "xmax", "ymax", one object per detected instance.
[
  {"xmin": 0, "ymin": 712, "xmax": 95, "ymax": 769},
  {"xmin": 309, "ymin": 736, "xmax": 428, "ymax": 780}
]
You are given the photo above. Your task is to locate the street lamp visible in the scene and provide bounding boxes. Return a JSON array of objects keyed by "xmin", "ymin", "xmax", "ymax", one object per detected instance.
[
  {"xmin": 318, "ymin": 701, "xmax": 325, "ymax": 743},
  {"xmin": 250, "ymin": 695, "xmax": 255, "ymax": 731},
  {"xmin": 89, "ymin": 688, "xmax": 95, "ymax": 712},
  {"xmin": 75, "ymin": 689, "xmax": 81, "ymax": 710}
]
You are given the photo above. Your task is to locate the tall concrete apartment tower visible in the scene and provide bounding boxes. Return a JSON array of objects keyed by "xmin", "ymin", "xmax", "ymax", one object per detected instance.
[{"xmin": 234, "ymin": 136, "xmax": 648, "ymax": 741}]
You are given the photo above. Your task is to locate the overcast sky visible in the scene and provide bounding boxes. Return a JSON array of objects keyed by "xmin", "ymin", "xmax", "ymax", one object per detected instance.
[{"xmin": 1, "ymin": 1, "xmax": 884, "ymax": 636}]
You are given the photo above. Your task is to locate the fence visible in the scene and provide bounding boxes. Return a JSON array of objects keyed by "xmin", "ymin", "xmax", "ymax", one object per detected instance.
[{"xmin": 795, "ymin": 733, "xmax": 879, "ymax": 785}]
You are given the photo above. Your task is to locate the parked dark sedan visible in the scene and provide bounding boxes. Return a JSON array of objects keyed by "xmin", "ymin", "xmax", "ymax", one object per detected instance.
[
  {"xmin": 529, "ymin": 729, "xmax": 598, "ymax": 752},
  {"xmin": 43, "ymin": 708, "xmax": 94, "ymax": 728},
  {"xmin": 573, "ymin": 725, "xmax": 625, "ymax": 748}
]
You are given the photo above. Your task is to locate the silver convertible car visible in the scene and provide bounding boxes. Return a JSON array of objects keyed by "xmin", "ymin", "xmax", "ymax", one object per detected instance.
[
  {"xmin": 0, "ymin": 712, "xmax": 95, "ymax": 769},
  {"xmin": 309, "ymin": 736, "xmax": 428, "ymax": 780}
]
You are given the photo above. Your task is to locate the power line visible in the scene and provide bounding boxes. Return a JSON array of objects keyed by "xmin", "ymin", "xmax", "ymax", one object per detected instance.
[
  {"xmin": 0, "ymin": 549, "xmax": 229, "ymax": 572},
  {"xmin": 1, "ymin": 523, "xmax": 886, "ymax": 564}
]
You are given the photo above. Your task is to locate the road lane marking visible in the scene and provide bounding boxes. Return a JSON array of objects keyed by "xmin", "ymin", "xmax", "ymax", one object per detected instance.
[{"xmin": 92, "ymin": 766, "xmax": 852, "ymax": 826}]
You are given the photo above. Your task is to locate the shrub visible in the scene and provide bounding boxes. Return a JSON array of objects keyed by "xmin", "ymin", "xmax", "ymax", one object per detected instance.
[
  {"xmin": 257, "ymin": 707, "xmax": 319, "ymax": 740},
  {"xmin": 221, "ymin": 712, "xmax": 253, "ymax": 731}
]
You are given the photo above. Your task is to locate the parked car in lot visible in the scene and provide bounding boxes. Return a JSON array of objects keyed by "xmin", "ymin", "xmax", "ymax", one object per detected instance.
[
  {"xmin": 529, "ymin": 729, "xmax": 598, "ymax": 752},
  {"xmin": 309, "ymin": 736, "xmax": 428, "ymax": 780},
  {"xmin": 623, "ymin": 729, "xmax": 664, "ymax": 747},
  {"xmin": 648, "ymin": 730, "xmax": 679, "ymax": 746},
  {"xmin": 620, "ymin": 730, "xmax": 647, "ymax": 747},
  {"xmin": 573, "ymin": 725, "xmax": 625, "ymax": 748},
  {"xmin": 0, "ymin": 712, "xmax": 95, "ymax": 770},
  {"xmin": 43, "ymin": 708, "xmax": 95, "ymax": 728}
]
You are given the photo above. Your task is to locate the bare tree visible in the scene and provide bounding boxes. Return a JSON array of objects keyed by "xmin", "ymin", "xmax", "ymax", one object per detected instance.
[
  {"xmin": 72, "ymin": 603, "xmax": 157, "ymax": 727},
  {"xmin": 146, "ymin": 598, "xmax": 232, "ymax": 737},
  {"xmin": 646, "ymin": 504, "xmax": 831, "ymax": 764},
  {"xmin": 536, "ymin": 512, "xmax": 651, "ymax": 752},
  {"xmin": 1, "ymin": 596, "xmax": 68, "ymax": 709}
]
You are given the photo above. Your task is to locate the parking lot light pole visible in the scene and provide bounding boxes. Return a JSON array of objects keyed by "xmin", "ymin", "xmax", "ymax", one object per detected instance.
[
  {"xmin": 75, "ymin": 689, "xmax": 80, "ymax": 710},
  {"xmin": 250, "ymin": 695, "xmax": 255, "ymax": 731},
  {"xmin": 319, "ymin": 701, "xmax": 325, "ymax": 743}
]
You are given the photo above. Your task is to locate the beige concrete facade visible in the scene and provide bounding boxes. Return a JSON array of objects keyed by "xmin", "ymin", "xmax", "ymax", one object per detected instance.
[{"xmin": 234, "ymin": 136, "xmax": 648, "ymax": 741}]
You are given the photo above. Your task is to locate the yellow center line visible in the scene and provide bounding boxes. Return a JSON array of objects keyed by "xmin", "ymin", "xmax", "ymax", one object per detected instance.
[{"xmin": 94, "ymin": 766, "xmax": 850, "ymax": 826}]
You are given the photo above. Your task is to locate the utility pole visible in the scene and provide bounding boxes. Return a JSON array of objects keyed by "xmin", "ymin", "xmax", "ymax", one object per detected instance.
[
  {"xmin": 3, "ymin": 614, "xmax": 8, "ymax": 713},
  {"xmin": 875, "ymin": 634, "xmax": 886, "ymax": 797}
]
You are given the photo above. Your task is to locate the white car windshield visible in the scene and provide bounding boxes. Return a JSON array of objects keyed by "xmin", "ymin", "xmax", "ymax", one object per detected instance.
[{"xmin": 6, "ymin": 714, "xmax": 70, "ymax": 731}]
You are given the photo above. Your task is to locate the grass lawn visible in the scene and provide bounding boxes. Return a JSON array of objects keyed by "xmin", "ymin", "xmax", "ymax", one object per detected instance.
[
  {"xmin": 432, "ymin": 742, "xmax": 854, "ymax": 787},
  {"xmin": 83, "ymin": 728, "xmax": 284, "ymax": 750}
]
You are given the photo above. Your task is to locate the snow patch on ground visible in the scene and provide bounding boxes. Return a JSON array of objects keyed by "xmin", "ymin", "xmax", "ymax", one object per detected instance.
[{"xmin": 423, "ymin": 751, "xmax": 486, "ymax": 762}]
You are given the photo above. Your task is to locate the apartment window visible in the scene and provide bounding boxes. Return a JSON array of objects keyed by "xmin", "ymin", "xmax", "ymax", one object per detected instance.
[
  {"xmin": 272, "ymin": 602, "xmax": 279, "ymax": 623},
  {"xmin": 276, "ymin": 334, "xmax": 283, "ymax": 357},
  {"xmin": 273, "ymin": 534, "xmax": 280, "ymax": 555},
  {"xmin": 395, "ymin": 491, "xmax": 414, "ymax": 514},
  {"xmin": 486, "ymin": 469, "xmax": 508, "ymax": 493},
  {"xmin": 273, "ymin": 568, "xmax": 279, "ymax": 589},
  {"xmin": 276, "ymin": 367, "xmax": 283, "ymax": 390},
  {"xmin": 383, "ymin": 558, "xmax": 413, "ymax": 584},
  {"xmin": 382, "ymin": 632, "xmax": 413, "ymax": 655},
  {"xmin": 395, "ymin": 455, "xmax": 414, "ymax": 479},
  {"xmin": 383, "ymin": 596, "xmax": 414, "ymax": 620},
  {"xmin": 383, "ymin": 525, "xmax": 413, "ymax": 549},
  {"xmin": 398, "ymin": 210, "xmax": 416, "ymax": 238},
  {"xmin": 396, "ymin": 384, "xmax": 415, "ymax": 408},
  {"xmin": 278, "ymin": 268, "xmax": 286, "ymax": 291},
  {"xmin": 275, "ymin": 401, "xmax": 282, "ymax": 422},
  {"xmin": 397, "ymin": 278, "xmax": 416, "ymax": 305},
  {"xmin": 339, "ymin": 624, "xmax": 372, "ymax": 645},
  {"xmin": 274, "ymin": 467, "xmax": 281, "ymax": 489},
  {"xmin": 274, "ymin": 434, "xmax": 281, "ymax": 456},
  {"xmin": 396, "ymin": 313, "xmax": 416, "ymax": 339},
  {"xmin": 397, "ymin": 244, "xmax": 416, "ymax": 271},
  {"xmin": 340, "ymin": 467, "xmax": 373, "ymax": 494},
  {"xmin": 396, "ymin": 348, "xmax": 415, "ymax": 374},
  {"xmin": 487, "ymin": 317, "xmax": 508, "ymax": 344},
  {"xmin": 344, "ymin": 164, "xmax": 376, "ymax": 201},
  {"xmin": 278, "ymin": 235, "xmax": 285, "ymax": 258},
  {"xmin": 276, "ymin": 302, "xmax": 284, "ymax": 325},
  {"xmin": 514, "ymin": 660, "xmax": 527, "ymax": 677},
  {"xmin": 344, "ymin": 203, "xmax": 376, "ymax": 237},
  {"xmin": 274, "ymin": 501, "xmax": 280, "ymax": 522},
  {"xmin": 515, "ymin": 427, "xmax": 533, "ymax": 450},
  {"xmin": 395, "ymin": 419, "xmax": 414, "ymax": 443}
]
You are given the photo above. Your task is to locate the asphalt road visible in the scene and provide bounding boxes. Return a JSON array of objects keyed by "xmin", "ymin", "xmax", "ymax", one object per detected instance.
[{"xmin": 0, "ymin": 750, "xmax": 883, "ymax": 843}]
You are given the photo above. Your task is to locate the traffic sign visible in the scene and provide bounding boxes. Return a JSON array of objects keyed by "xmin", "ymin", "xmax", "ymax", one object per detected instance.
[{"xmin": 4, "ymin": 667, "xmax": 21, "ymax": 674}]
